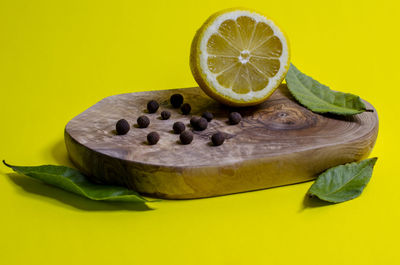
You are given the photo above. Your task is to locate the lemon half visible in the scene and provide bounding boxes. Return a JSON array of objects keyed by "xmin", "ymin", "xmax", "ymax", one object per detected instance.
[{"xmin": 190, "ymin": 8, "xmax": 290, "ymax": 106}]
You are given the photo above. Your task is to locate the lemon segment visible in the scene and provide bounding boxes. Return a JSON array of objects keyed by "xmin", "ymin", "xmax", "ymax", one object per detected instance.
[{"xmin": 190, "ymin": 9, "xmax": 290, "ymax": 106}]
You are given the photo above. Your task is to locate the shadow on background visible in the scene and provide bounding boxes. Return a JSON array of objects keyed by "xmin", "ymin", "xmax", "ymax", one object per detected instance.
[
  {"xmin": 7, "ymin": 173, "xmax": 152, "ymax": 211},
  {"xmin": 301, "ymin": 193, "xmax": 333, "ymax": 209},
  {"xmin": 50, "ymin": 139, "xmax": 74, "ymax": 167}
]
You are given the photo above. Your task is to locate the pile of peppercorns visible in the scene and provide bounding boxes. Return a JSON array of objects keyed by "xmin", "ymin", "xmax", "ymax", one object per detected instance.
[{"xmin": 115, "ymin": 93, "xmax": 242, "ymax": 146}]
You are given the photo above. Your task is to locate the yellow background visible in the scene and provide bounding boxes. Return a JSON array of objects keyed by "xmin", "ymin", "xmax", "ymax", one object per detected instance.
[{"xmin": 0, "ymin": 0, "xmax": 399, "ymax": 264}]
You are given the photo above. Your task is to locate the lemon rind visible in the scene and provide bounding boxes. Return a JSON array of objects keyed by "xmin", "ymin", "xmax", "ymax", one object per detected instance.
[{"xmin": 190, "ymin": 8, "xmax": 290, "ymax": 106}]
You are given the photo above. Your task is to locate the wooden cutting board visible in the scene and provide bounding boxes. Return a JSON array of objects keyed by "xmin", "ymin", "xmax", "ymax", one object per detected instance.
[{"xmin": 65, "ymin": 85, "xmax": 378, "ymax": 199}]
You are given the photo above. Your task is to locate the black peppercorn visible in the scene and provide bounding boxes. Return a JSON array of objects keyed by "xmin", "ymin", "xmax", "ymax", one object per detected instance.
[
  {"xmin": 170, "ymin": 94, "xmax": 184, "ymax": 108},
  {"xmin": 181, "ymin": 103, "xmax": 191, "ymax": 115},
  {"xmin": 229, "ymin": 112, "xmax": 242, "ymax": 125},
  {"xmin": 161, "ymin": 110, "xmax": 171, "ymax": 120},
  {"xmin": 147, "ymin": 131, "xmax": 160, "ymax": 145},
  {"xmin": 137, "ymin": 115, "xmax": 150, "ymax": 128},
  {"xmin": 211, "ymin": 132, "xmax": 225, "ymax": 146},
  {"xmin": 173, "ymin": 121, "xmax": 185, "ymax": 134},
  {"xmin": 193, "ymin": 117, "xmax": 208, "ymax": 131},
  {"xmin": 180, "ymin": 130, "xmax": 193, "ymax": 145},
  {"xmin": 190, "ymin": 116, "xmax": 200, "ymax": 127},
  {"xmin": 202, "ymin": 111, "xmax": 214, "ymax": 122},
  {"xmin": 147, "ymin": 100, "xmax": 159, "ymax": 113},
  {"xmin": 116, "ymin": 119, "xmax": 130, "ymax": 135}
]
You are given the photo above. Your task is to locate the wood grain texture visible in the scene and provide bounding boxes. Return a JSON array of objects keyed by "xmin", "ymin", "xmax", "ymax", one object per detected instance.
[{"xmin": 65, "ymin": 85, "xmax": 378, "ymax": 199}]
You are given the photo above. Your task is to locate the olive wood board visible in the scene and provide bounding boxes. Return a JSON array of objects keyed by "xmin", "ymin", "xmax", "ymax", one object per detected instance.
[{"xmin": 65, "ymin": 85, "xmax": 378, "ymax": 199}]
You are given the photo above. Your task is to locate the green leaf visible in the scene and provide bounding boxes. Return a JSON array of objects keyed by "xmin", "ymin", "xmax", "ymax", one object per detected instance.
[
  {"xmin": 285, "ymin": 64, "xmax": 369, "ymax": 115},
  {"xmin": 3, "ymin": 160, "xmax": 149, "ymax": 203},
  {"xmin": 308, "ymin": 158, "xmax": 378, "ymax": 203}
]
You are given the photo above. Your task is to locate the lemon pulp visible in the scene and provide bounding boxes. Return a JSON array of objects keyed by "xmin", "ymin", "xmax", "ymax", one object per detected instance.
[{"xmin": 191, "ymin": 9, "xmax": 290, "ymax": 106}]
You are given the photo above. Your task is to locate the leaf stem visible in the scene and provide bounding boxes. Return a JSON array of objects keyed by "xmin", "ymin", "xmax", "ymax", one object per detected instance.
[{"xmin": 3, "ymin": 160, "xmax": 12, "ymax": 168}]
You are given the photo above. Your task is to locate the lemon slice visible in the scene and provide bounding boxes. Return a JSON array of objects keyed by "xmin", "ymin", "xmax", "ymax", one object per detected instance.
[{"xmin": 190, "ymin": 8, "xmax": 290, "ymax": 106}]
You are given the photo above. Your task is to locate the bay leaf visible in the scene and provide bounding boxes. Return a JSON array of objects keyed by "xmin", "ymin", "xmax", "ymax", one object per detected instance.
[
  {"xmin": 308, "ymin": 157, "xmax": 378, "ymax": 203},
  {"xmin": 286, "ymin": 64, "xmax": 370, "ymax": 115},
  {"xmin": 3, "ymin": 161, "xmax": 149, "ymax": 203}
]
